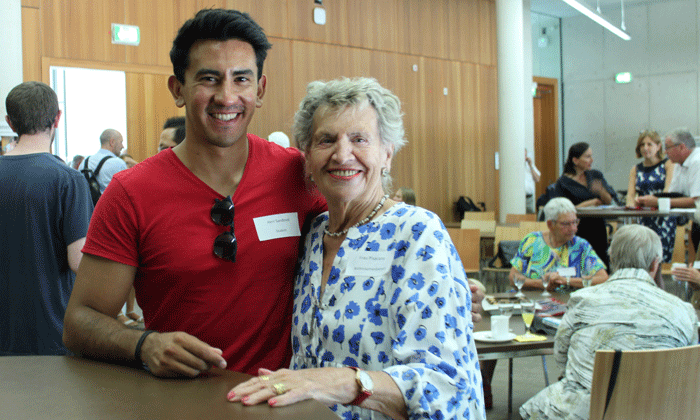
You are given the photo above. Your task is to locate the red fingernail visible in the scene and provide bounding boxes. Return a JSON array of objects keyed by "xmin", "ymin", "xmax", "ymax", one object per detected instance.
[
  {"xmin": 269, "ymin": 399, "xmax": 277, "ymax": 406},
  {"xmin": 242, "ymin": 396, "xmax": 249, "ymax": 403},
  {"xmin": 227, "ymin": 391, "xmax": 235, "ymax": 400}
]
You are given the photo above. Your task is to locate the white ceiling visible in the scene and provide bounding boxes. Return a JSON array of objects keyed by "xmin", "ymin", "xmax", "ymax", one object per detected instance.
[{"xmin": 530, "ymin": 0, "xmax": 675, "ymax": 18}]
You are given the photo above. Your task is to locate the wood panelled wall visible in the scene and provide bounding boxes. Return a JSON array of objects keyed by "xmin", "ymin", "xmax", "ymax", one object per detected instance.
[{"xmin": 21, "ymin": 0, "xmax": 498, "ymax": 223}]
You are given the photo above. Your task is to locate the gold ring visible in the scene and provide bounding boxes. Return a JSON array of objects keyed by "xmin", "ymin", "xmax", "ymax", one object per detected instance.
[
  {"xmin": 273, "ymin": 383, "xmax": 287, "ymax": 395},
  {"xmin": 259, "ymin": 375, "xmax": 269, "ymax": 382}
]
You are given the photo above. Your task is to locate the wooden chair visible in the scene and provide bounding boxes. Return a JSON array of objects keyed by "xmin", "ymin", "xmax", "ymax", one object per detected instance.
[
  {"xmin": 459, "ymin": 219, "xmax": 496, "ymax": 235},
  {"xmin": 505, "ymin": 213, "xmax": 536, "ymax": 224},
  {"xmin": 461, "ymin": 211, "xmax": 495, "ymax": 221},
  {"xmin": 446, "ymin": 228, "xmax": 480, "ymax": 274},
  {"xmin": 481, "ymin": 226, "xmax": 526, "ymax": 292},
  {"xmin": 589, "ymin": 345, "xmax": 700, "ymax": 420},
  {"xmin": 520, "ymin": 221, "xmax": 548, "ymax": 234}
]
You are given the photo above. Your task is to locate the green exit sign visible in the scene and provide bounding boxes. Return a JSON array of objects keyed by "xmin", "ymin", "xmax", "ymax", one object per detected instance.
[
  {"xmin": 111, "ymin": 23, "xmax": 140, "ymax": 46},
  {"xmin": 615, "ymin": 72, "xmax": 632, "ymax": 84}
]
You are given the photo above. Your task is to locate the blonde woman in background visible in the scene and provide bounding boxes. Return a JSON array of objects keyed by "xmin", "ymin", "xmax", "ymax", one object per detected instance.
[
  {"xmin": 391, "ymin": 187, "xmax": 415, "ymax": 205},
  {"xmin": 626, "ymin": 130, "xmax": 676, "ymax": 262}
]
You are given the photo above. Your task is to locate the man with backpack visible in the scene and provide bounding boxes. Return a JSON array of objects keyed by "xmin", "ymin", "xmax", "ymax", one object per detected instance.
[{"xmin": 82, "ymin": 129, "xmax": 127, "ymax": 199}]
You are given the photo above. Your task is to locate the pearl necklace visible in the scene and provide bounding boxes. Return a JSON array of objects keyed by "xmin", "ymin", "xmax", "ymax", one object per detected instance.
[{"xmin": 324, "ymin": 195, "xmax": 389, "ymax": 237}]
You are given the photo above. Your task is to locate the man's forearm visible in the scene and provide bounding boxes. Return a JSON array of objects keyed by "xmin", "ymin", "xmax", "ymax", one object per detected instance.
[{"xmin": 64, "ymin": 304, "xmax": 142, "ymax": 364}]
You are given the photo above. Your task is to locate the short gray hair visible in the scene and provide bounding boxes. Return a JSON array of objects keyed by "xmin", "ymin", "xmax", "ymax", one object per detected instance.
[
  {"xmin": 608, "ymin": 224, "xmax": 662, "ymax": 273},
  {"xmin": 665, "ymin": 127, "xmax": 696, "ymax": 149},
  {"xmin": 544, "ymin": 197, "xmax": 576, "ymax": 222}
]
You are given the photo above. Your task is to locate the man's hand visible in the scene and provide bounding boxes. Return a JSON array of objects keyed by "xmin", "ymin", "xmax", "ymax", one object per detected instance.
[
  {"xmin": 469, "ymin": 282, "xmax": 484, "ymax": 323},
  {"xmin": 140, "ymin": 331, "xmax": 227, "ymax": 377}
]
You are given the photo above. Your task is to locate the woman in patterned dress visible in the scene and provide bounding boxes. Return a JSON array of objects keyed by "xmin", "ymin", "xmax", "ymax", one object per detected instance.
[
  {"xmin": 625, "ymin": 130, "xmax": 676, "ymax": 262},
  {"xmin": 228, "ymin": 78, "xmax": 485, "ymax": 420}
]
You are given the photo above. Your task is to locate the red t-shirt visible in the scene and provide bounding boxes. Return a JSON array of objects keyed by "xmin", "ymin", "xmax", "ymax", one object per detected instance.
[{"xmin": 83, "ymin": 135, "xmax": 326, "ymax": 374}]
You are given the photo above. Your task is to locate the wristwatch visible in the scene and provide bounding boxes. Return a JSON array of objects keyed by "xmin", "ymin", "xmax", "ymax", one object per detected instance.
[{"xmin": 347, "ymin": 366, "xmax": 374, "ymax": 406}]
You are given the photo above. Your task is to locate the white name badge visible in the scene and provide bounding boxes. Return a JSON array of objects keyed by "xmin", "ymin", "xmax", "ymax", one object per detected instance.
[
  {"xmin": 693, "ymin": 261, "xmax": 700, "ymax": 269},
  {"xmin": 557, "ymin": 267, "xmax": 576, "ymax": 277},
  {"xmin": 344, "ymin": 250, "xmax": 393, "ymax": 277},
  {"xmin": 253, "ymin": 212, "xmax": 301, "ymax": 241}
]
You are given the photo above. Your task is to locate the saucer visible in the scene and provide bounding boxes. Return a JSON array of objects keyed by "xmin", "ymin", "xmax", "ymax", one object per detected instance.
[{"xmin": 474, "ymin": 331, "xmax": 517, "ymax": 343}]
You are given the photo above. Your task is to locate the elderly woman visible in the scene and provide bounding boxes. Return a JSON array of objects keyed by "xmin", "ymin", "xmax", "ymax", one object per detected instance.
[
  {"xmin": 520, "ymin": 224, "xmax": 698, "ymax": 419},
  {"xmin": 509, "ymin": 197, "xmax": 608, "ymax": 290},
  {"xmin": 227, "ymin": 78, "xmax": 485, "ymax": 420},
  {"xmin": 625, "ymin": 130, "xmax": 676, "ymax": 262}
]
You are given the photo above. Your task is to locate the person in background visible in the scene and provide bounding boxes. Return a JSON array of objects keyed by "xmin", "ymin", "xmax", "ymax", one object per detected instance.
[
  {"xmin": 158, "ymin": 116, "xmax": 185, "ymax": 151},
  {"xmin": 637, "ymin": 128, "xmax": 700, "ymax": 251},
  {"xmin": 268, "ymin": 131, "xmax": 290, "ymax": 148},
  {"xmin": 1, "ymin": 81, "xmax": 93, "ymax": 355},
  {"xmin": 83, "ymin": 128, "xmax": 128, "ymax": 194},
  {"xmin": 525, "ymin": 148, "xmax": 541, "ymax": 214},
  {"xmin": 553, "ymin": 142, "xmax": 619, "ymax": 267},
  {"xmin": 509, "ymin": 197, "xmax": 608, "ymax": 290},
  {"xmin": 625, "ymin": 130, "xmax": 676, "ymax": 262},
  {"xmin": 63, "ymin": 8, "xmax": 327, "ymax": 378},
  {"xmin": 71, "ymin": 154, "xmax": 85, "ymax": 170},
  {"xmin": 520, "ymin": 224, "xmax": 698, "ymax": 419},
  {"xmin": 120, "ymin": 152, "xmax": 139, "ymax": 169},
  {"xmin": 227, "ymin": 77, "xmax": 485, "ymax": 420},
  {"xmin": 391, "ymin": 186, "xmax": 415, "ymax": 205}
]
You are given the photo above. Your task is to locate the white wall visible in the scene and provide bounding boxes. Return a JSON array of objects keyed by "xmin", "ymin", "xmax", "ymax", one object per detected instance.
[{"xmin": 561, "ymin": 0, "xmax": 699, "ymax": 191}]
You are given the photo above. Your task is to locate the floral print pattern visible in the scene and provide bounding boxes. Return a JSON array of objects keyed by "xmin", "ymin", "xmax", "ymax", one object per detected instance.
[{"xmin": 291, "ymin": 203, "xmax": 485, "ymax": 420}]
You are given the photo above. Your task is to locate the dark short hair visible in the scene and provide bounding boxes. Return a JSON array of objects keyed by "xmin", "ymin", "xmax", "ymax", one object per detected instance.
[
  {"xmin": 563, "ymin": 142, "xmax": 590, "ymax": 175},
  {"xmin": 5, "ymin": 81, "xmax": 59, "ymax": 136},
  {"xmin": 173, "ymin": 125, "xmax": 186, "ymax": 145},
  {"xmin": 170, "ymin": 9, "xmax": 272, "ymax": 84},
  {"xmin": 163, "ymin": 116, "xmax": 185, "ymax": 130}
]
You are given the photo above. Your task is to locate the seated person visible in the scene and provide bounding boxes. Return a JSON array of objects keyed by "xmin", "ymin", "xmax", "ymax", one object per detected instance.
[
  {"xmin": 520, "ymin": 224, "xmax": 699, "ymax": 419},
  {"xmin": 509, "ymin": 197, "xmax": 608, "ymax": 290},
  {"xmin": 391, "ymin": 186, "xmax": 415, "ymax": 205}
]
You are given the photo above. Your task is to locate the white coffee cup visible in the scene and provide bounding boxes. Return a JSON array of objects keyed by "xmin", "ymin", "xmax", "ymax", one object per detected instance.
[
  {"xmin": 491, "ymin": 315, "xmax": 510, "ymax": 340},
  {"xmin": 658, "ymin": 197, "xmax": 671, "ymax": 213},
  {"xmin": 671, "ymin": 262, "xmax": 687, "ymax": 282}
]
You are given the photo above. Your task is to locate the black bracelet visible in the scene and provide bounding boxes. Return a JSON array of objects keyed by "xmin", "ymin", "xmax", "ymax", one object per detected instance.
[{"xmin": 134, "ymin": 330, "xmax": 157, "ymax": 365}]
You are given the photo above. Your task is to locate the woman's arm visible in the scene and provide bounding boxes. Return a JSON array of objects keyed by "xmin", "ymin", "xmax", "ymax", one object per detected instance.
[
  {"xmin": 626, "ymin": 165, "xmax": 637, "ymax": 207},
  {"xmin": 576, "ymin": 198, "xmax": 603, "ymax": 208},
  {"xmin": 664, "ymin": 160, "xmax": 675, "ymax": 192}
]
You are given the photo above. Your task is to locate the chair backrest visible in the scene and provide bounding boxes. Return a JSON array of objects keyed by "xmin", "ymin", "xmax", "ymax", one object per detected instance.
[
  {"xmin": 461, "ymin": 211, "xmax": 495, "ymax": 221},
  {"xmin": 493, "ymin": 225, "xmax": 527, "ymax": 249},
  {"xmin": 589, "ymin": 345, "xmax": 700, "ymax": 420},
  {"xmin": 505, "ymin": 213, "xmax": 536, "ymax": 224},
  {"xmin": 661, "ymin": 224, "xmax": 688, "ymax": 275},
  {"xmin": 447, "ymin": 228, "xmax": 480, "ymax": 273},
  {"xmin": 519, "ymin": 221, "xmax": 548, "ymax": 234},
  {"xmin": 460, "ymin": 219, "xmax": 496, "ymax": 234}
]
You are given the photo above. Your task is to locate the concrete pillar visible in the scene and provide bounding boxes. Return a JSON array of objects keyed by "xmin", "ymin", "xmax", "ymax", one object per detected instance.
[
  {"xmin": 496, "ymin": 0, "xmax": 526, "ymax": 223},
  {"xmin": 0, "ymin": 0, "xmax": 23, "ymax": 137}
]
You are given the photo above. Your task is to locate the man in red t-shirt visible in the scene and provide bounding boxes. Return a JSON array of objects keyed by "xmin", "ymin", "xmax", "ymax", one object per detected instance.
[{"xmin": 63, "ymin": 9, "xmax": 325, "ymax": 377}]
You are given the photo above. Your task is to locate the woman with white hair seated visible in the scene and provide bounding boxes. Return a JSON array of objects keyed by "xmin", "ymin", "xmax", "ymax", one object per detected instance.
[
  {"xmin": 509, "ymin": 197, "xmax": 608, "ymax": 290},
  {"xmin": 520, "ymin": 224, "xmax": 698, "ymax": 419}
]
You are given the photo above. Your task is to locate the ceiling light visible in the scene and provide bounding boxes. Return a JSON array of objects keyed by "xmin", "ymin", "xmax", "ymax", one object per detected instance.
[{"xmin": 561, "ymin": 0, "xmax": 631, "ymax": 41}]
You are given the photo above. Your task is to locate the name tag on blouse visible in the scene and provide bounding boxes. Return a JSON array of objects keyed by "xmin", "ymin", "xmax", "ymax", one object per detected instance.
[
  {"xmin": 557, "ymin": 267, "xmax": 576, "ymax": 277},
  {"xmin": 253, "ymin": 212, "xmax": 300, "ymax": 241},
  {"xmin": 344, "ymin": 250, "xmax": 393, "ymax": 277}
]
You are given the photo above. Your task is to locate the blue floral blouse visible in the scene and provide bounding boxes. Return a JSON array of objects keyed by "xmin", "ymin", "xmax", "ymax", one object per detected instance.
[{"xmin": 291, "ymin": 203, "xmax": 485, "ymax": 420}]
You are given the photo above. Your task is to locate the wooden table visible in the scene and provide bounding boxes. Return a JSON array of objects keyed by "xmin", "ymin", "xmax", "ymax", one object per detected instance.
[
  {"xmin": 474, "ymin": 291, "xmax": 565, "ymax": 414},
  {"xmin": 0, "ymin": 356, "xmax": 338, "ymax": 420},
  {"xmin": 577, "ymin": 206, "xmax": 694, "ymax": 223}
]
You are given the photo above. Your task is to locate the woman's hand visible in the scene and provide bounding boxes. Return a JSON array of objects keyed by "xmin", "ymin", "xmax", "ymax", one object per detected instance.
[
  {"xmin": 227, "ymin": 367, "xmax": 356, "ymax": 408},
  {"xmin": 576, "ymin": 198, "xmax": 602, "ymax": 208},
  {"xmin": 589, "ymin": 179, "xmax": 613, "ymax": 204},
  {"xmin": 671, "ymin": 267, "xmax": 700, "ymax": 289}
]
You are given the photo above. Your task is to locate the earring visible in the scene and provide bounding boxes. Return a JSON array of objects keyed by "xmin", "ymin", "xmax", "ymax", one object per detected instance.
[{"xmin": 381, "ymin": 168, "xmax": 389, "ymax": 177}]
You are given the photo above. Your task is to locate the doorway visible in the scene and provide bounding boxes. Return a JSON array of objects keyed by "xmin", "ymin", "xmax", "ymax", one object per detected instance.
[{"xmin": 533, "ymin": 76, "xmax": 559, "ymax": 199}]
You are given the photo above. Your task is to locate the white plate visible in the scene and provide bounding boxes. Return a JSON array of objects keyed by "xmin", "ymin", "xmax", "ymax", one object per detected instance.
[{"xmin": 473, "ymin": 331, "xmax": 517, "ymax": 343}]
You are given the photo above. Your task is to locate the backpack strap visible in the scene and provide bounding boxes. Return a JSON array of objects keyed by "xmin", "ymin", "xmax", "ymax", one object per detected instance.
[
  {"xmin": 93, "ymin": 156, "xmax": 113, "ymax": 176},
  {"xmin": 83, "ymin": 156, "xmax": 90, "ymax": 170}
]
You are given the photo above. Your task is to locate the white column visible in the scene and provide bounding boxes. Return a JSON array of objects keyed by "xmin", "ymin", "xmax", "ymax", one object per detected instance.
[
  {"xmin": 496, "ymin": 0, "xmax": 526, "ymax": 223},
  {"xmin": 0, "ymin": 0, "xmax": 23, "ymax": 137},
  {"xmin": 523, "ymin": 0, "xmax": 535, "ymax": 160}
]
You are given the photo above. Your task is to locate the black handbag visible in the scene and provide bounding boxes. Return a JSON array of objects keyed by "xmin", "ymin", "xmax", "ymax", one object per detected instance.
[{"xmin": 487, "ymin": 240, "xmax": 520, "ymax": 268}]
